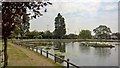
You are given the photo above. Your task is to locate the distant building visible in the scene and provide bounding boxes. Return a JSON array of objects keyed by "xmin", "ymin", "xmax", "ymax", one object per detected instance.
[{"xmin": 111, "ymin": 35, "xmax": 118, "ymax": 39}]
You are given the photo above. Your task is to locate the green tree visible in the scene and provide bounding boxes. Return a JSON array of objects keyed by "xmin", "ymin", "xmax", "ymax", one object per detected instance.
[
  {"xmin": 25, "ymin": 30, "xmax": 40, "ymax": 39},
  {"xmin": 10, "ymin": 25, "xmax": 21, "ymax": 39},
  {"xmin": 2, "ymin": 2, "xmax": 52, "ymax": 67},
  {"xmin": 43, "ymin": 30, "xmax": 53, "ymax": 39},
  {"xmin": 10, "ymin": 15, "xmax": 30, "ymax": 39},
  {"xmin": 53, "ymin": 13, "xmax": 66, "ymax": 39},
  {"xmin": 93, "ymin": 25, "xmax": 111, "ymax": 39},
  {"xmin": 65, "ymin": 34, "xmax": 78, "ymax": 39},
  {"xmin": 20, "ymin": 14, "xmax": 30, "ymax": 39},
  {"xmin": 79, "ymin": 30, "xmax": 92, "ymax": 39}
]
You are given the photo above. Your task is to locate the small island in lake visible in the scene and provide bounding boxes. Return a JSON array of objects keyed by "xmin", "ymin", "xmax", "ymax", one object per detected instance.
[{"xmin": 80, "ymin": 42, "xmax": 115, "ymax": 48}]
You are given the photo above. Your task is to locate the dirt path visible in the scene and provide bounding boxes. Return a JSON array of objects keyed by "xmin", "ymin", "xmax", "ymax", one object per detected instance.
[{"xmin": 8, "ymin": 43, "xmax": 58, "ymax": 67}]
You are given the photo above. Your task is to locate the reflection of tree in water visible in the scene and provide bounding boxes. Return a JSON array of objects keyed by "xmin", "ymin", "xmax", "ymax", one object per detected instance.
[
  {"xmin": 54, "ymin": 42, "xmax": 65, "ymax": 63},
  {"xmin": 56, "ymin": 55, "xmax": 65, "ymax": 63},
  {"xmin": 54, "ymin": 42, "xmax": 66, "ymax": 53},
  {"xmin": 79, "ymin": 43, "xmax": 90, "ymax": 54},
  {"xmin": 94, "ymin": 48, "xmax": 111, "ymax": 58}
]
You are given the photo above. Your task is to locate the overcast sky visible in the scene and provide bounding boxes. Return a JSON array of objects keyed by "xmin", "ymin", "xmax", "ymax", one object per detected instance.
[{"xmin": 29, "ymin": 0, "xmax": 119, "ymax": 35}]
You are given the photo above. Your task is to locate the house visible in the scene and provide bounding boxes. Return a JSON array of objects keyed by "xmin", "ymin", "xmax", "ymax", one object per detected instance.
[{"xmin": 111, "ymin": 34, "xmax": 118, "ymax": 39}]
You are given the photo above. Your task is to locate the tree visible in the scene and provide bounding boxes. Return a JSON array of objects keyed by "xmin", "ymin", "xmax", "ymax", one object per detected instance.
[
  {"xmin": 93, "ymin": 25, "xmax": 111, "ymax": 39},
  {"xmin": 53, "ymin": 13, "xmax": 66, "ymax": 39},
  {"xmin": 10, "ymin": 25, "xmax": 21, "ymax": 39},
  {"xmin": 65, "ymin": 34, "xmax": 78, "ymax": 39},
  {"xmin": 2, "ymin": 2, "xmax": 52, "ymax": 68},
  {"xmin": 42, "ymin": 30, "xmax": 53, "ymax": 39},
  {"xmin": 79, "ymin": 30, "xmax": 92, "ymax": 39},
  {"xmin": 25, "ymin": 30, "xmax": 40, "ymax": 39},
  {"xmin": 10, "ymin": 13, "xmax": 30, "ymax": 39},
  {"xmin": 19, "ymin": 14, "xmax": 30, "ymax": 39}
]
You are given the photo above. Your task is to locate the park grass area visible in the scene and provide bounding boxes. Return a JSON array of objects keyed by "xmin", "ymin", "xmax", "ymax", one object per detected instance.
[
  {"xmin": 0, "ymin": 42, "xmax": 2, "ymax": 50},
  {"xmin": 7, "ymin": 42, "xmax": 63, "ymax": 68},
  {"xmin": 7, "ymin": 43, "xmax": 33, "ymax": 66},
  {"xmin": 80, "ymin": 42, "xmax": 115, "ymax": 48}
]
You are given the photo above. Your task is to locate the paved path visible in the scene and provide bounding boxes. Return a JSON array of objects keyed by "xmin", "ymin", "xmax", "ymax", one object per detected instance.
[{"xmin": 8, "ymin": 43, "xmax": 57, "ymax": 67}]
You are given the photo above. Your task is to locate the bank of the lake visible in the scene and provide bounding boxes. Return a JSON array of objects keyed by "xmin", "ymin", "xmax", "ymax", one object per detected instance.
[
  {"xmin": 11, "ymin": 39, "xmax": 119, "ymax": 66},
  {"xmin": 20, "ymin": 39, "xmax": 120, "ymax": 43}
]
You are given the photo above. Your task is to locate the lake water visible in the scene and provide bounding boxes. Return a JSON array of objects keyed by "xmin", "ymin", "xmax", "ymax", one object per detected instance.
[{"xmin": 33, "ymin": 42, "xmax": 119, "ymax": 66}]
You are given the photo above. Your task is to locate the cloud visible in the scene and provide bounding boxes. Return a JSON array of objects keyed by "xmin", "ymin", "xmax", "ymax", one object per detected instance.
[
  {"xmin": 30, "ymin": 0, "xmax": 118, "ymax": 34},
  {"xmin": 50, "ymin": 0, "xmax": 118, "ymax": 17},
  {"xmin": 99, "ymin": 2, "xmax": 117, "ymax": 11}
]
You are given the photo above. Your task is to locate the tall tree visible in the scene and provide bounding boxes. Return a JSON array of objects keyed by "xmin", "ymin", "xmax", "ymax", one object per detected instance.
[
  {"xmin": 93, "ymin": 25, "xmax": 111, "ymax": 39},
  {"xmin": 79, "ymin": 30, "xmax": 92, "ymax": 39},
  {"xmin": 53, "ymin": 13, "xmax": 66, "ymax": 39},
  {"xmin": 2, "ymin": 2, "xmax": 52, "ymax": 68}
]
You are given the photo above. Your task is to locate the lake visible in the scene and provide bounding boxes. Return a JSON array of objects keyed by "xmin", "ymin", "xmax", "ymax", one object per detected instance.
[{"xmin": 32, "ymin": 41, "xmax": 119, "ymax": 66}]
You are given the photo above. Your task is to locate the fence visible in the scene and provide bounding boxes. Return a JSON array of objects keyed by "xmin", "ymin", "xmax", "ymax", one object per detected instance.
[{"xmin": 13, "ymin": 42, "xmax": 80, "ymax": 68}]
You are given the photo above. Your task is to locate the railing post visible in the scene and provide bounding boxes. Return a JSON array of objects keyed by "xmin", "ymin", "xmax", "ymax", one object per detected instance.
[
  {"xmin": 67, "ymin": 59, "xmax": 69, "ymax": 68},
  {"xmin": 46, "ymin": 51, "xmax": 48, "ymax": 58},
  {"xmin": 40, "ymin": 48, "xmax": 42, "ymax": 55},
  {"xmin": 54, "ymin": 54, "xmax": 57, "ymax": 63}
]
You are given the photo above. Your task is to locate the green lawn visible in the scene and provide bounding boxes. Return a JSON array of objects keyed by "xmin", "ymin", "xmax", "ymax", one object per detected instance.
[
  {"xmin": 8, "ymin": 43, "xmax": 29, "ymax": 60},
  {"xmin": 6, "ymin": 42, "xmax": 63, "ymax": 68}
]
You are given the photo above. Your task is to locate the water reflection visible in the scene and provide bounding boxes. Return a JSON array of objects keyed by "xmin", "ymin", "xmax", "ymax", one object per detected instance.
[
  {"xmin": 94, "ymin": 48, "xmax": 111, "ymax": 58},
  {"xmin": 54, "ymin": 42, "xmax": 66, "ymax": 53},
  {"xmin": 56, "ymin": 55, "xmax": 65, "ymax": 63},
  {"xmin": 53, "ymin": 42, "xmax": 65, "ymax": 63},
  {"xmin": 79, "ymin": 43, "xmax": 90, "ymax": 54}
]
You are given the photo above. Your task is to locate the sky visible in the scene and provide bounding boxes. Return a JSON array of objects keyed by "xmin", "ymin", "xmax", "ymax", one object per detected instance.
[{"xmin": 29, "ymin": 0, "xmax": 119, "ymax": 35}]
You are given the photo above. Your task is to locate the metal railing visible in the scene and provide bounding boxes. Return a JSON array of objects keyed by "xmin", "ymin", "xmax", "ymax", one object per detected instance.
[{"xmin": 29, "ymin": 46, "xmax": 80, "ymax": 68}]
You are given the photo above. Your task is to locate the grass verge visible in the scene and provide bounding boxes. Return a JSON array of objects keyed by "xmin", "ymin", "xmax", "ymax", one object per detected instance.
[{"xmin": 7, "ymin": 42, "xmax": 63, "ymax": 68}]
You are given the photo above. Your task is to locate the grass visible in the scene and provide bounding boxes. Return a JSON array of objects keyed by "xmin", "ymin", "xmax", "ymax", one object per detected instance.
[
  {"xmin": 0, "ymin": 42, "xmax": 3, "ymax": 50},
  {"xmin": 8, "ymin": 43, "xmax": 28, "ymax": 60},
  {"xmin": 28, "ymin": 48, "xmax": 64, "ymax": 68},
  {"xmin": 7, "ymin": 42, "xmax": 63, "ymax": 68},
  {"xmin": 7, "ymin": 43, "xmax": 32, "ymax": 66}
]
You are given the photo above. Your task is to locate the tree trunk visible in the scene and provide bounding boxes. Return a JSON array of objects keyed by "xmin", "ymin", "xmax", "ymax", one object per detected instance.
[{"xmin": 3, "ymin": 37, "xmax": 8, "ymax": 68}]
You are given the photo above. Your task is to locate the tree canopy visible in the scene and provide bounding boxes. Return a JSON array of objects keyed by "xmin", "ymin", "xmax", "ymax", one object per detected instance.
[
  {"xmin": 2, "ymin": 2, "xmax": 52, "ymax": 67},
  {"xmin": 2, "ymin": 2, "xmax": 52, "ymax": 38},
  {"xmin": 53, "ymin": 13, "xmax": 66, "ymax": 39},
  {"xmin": 93, "ymin": 25, "xmax": 111, "ymax": 39},
  {"xmin": 79, "ymin": 30, "xmax": 92, "ymax": 39}
]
